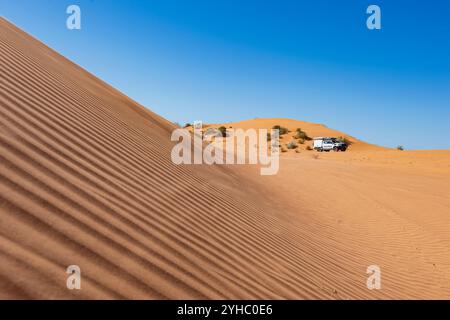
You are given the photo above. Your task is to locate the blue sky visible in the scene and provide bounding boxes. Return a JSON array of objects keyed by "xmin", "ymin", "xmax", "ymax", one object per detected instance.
[{"xmin": 1, "ymin": 0, "xmax": 449, "ymax": 149}]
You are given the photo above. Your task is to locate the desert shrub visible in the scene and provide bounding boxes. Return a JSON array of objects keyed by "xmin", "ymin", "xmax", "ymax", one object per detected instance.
[
  {"xmin": 295, "ymin": 129, "xmax": 306, "ymax": 139},
  {"xmin": 272, "ymin": 125, "xmax": 289, "ymax": 135},
  {"xmin": 295, "ymin": 128, "xmax": 312, "ymax": 140},
  {"xmin": 184, "ymin": 123, "xmax": 192, "ymax": 128},
  {"xmin": 306, "ymin": 145, "xmax": 313, "ymax": 151},
  {"xmin": 297, "ymin": 132, "xmax": 307, "ymax": 139},
  {"xmin": 218, "ymin": 126, "xmax": 227, "ymax": 137},
  {"xmin": 298, "ymin": 138, "xmax": 305, "ymax": 144},
  {"xmin": 286, "ymin": 141, "xmax": 298, "ymax": 149},
  {"xmin": 281, "ymin": 147, "xmax": 287, "ymax": 153},
  {"xmin": 397, "ymin": 145, "xmax": 404, "ymax": 151},
  {"xmin": 338, "ymin": 136, "xmax": 352, "ymax": 145}
]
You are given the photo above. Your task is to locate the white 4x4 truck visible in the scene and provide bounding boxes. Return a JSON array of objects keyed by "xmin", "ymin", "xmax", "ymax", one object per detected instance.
[{"xmin": 313, "ymin": 137, "xmax": 348, "ymax": 152}]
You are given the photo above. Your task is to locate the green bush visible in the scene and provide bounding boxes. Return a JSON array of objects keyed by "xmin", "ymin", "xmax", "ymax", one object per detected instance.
[
  {"xmin": 272, "ymin": 125, "xmax": 289, "ymax": 135},
  {"xmin": 218, "ymin": 126, "xmax": 227, "ymax": 137},
  {"xmin": 338, "ymin": 136, "xmax": 352, "ymax": 145},
  {"xmin": 286, "ymin": 141, "xmax": 298, "ymax": 149},
  {"xmin": 295, "ymin": 128, "xmax": 311, "ymax": 140}
]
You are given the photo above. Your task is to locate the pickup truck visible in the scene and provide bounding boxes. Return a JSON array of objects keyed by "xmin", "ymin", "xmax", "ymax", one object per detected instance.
[{"xmin": 313, "ymin": 137, "xmax": 348, "ymax": 152}]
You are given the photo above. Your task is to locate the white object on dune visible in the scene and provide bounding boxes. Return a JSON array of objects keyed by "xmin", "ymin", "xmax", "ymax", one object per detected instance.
[{"xmin": 313, "ymin": 137, "xmax": 347, "ymax": 152}]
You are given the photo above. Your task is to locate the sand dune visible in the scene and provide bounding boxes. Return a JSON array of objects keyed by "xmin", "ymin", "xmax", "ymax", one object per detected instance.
[
  {"xmin": 203, "ymin": 118, "xmax": 385, "ymax": 152},
  {"xmin": 1, "ymin": 17, "xmax": 450, "ymax": 299}
]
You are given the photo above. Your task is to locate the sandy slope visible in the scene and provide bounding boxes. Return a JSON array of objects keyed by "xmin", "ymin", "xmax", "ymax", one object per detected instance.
[
  {"xmin": 246, "ymin": 154, "xmax": 450, "ymax": 299},
  {"xmin": 1, "ymin": 18, "xmax": 450, "ymax": 299}
]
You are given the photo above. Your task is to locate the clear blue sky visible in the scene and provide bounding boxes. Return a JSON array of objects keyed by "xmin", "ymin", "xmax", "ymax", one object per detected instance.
[{"xmin": 1, "ymin": 0, "xmax": 449, "ymax": 149}]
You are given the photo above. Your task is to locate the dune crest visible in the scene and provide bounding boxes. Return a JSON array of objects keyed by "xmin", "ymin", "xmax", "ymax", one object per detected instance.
[{"xmin": 202, "ymin": 118, "xmax": 386, "ymax": 153}]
